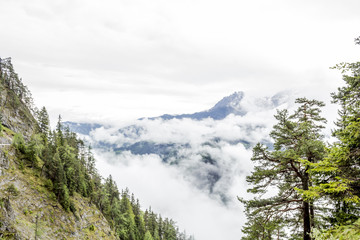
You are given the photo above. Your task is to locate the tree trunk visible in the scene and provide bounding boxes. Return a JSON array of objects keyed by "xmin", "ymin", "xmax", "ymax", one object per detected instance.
[
  {"xmin": 303, "ymin": 201, "xmax": 311, "ymax": 240},
  {"xmin": 303, "ymin": 170, "xmax": 311, "ymax": 240},
  {"xmin": 309, "ymin": 178, "xmax": 315, "ymax": 228},
  {"xmin": 310, "ymin": 201, "xmax": 315, "ymax": 228}
]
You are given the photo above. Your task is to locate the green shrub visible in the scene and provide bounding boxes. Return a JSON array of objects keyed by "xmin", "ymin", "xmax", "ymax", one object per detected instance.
[
  {"xmin": 12, "ymin": 133, "xmax": 26, "ymax": 155},
  {"xmin": 44, "ymin": 179, "xmax": 53, "ymax": 191},
  {"xmin": 89, "ymin": 224, "xmax": 96, "ymax": 231},
  {"xmin": 6, "ymin": 184, "xmax": 19, "ymax": 196},
  {"xmin": 69, "ymin": 200, "xmax": 77, "ymax": 213},
  {"xmin": 312, "ymin": 218, "xmax": 360, "ymax": 239},
  {"xmin": 19, "ymin": 160, "xmax": 24, "ymax": 170}
]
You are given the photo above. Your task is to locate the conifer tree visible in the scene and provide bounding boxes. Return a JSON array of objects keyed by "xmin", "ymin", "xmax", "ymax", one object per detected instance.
[
  {"xmin": 331, "ymin": 61, "xmax": 360, "ymax": 197},
  {"xmin": 144, "ymin": 230, "xmax": 154, "ymax": 240},
  {"xmin": 37, "ymin": 106, "xmax": 50, "ymax": 144},
  {"xmin": 240, "ymin": 98, "xmax": 327, "ymax": 240},
  {"xmin": 26, "ymin": 134, "xmax": 44, "ymax": 168},
  {"xmin": 301, "ymin": 60, "xmax": 360, "ymax": 227},
  {"xmin": 291, "ymin": 38, "xmax": 360, "ymax": 238},
  {"xmin": 56, "ymin": 115, "xmax": 64, "ymax": 146}
]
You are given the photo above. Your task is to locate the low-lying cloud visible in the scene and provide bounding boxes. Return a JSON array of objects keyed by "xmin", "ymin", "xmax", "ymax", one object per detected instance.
[
  {"xmin": 83, "ymin": 92, "xmax": 337, "ymax": 240},
  {"xmin": 94, "ymin": 149, "xmax": 252, "ymax": 240}
]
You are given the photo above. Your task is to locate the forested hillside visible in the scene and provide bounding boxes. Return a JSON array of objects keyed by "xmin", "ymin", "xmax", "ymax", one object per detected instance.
[
  {"xmin": 0, "ymin": 58, "xmax": 194, "ymax": 240},
  {"xmin": 240, "ymin": 38, "xmax": 360, "ymax": 239}
]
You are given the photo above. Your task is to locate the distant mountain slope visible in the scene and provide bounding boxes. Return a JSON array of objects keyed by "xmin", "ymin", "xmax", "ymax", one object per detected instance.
[
  {"xmin": 63, "ymin": 122, "xmax": 103, "ymax": 135},
  {"xmin": 150, "ymin": 91, "xmax": 247, "ymax": 120},
  {"xmin": 64, "ymin": 92, "xmax": 248, "ymax": 133},
  {"xmin": 64, "ymin": 90, "xmax": 291, "ymax": 135}
]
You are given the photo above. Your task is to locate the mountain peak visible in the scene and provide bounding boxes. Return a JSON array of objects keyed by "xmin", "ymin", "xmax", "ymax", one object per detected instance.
[
  {"xmin": 151, "ymin": 91, "xmax": 246, "ymax": 121},
  {"xmin": 211, "ymin": 91, "xmax": 244, "ymax": 110}
]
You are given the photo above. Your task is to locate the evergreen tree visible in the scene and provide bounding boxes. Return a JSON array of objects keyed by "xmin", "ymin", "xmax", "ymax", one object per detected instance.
[
  {"xmin": 301, "ymin": 59, "xmax": 360, "ymax": 231},
  {"xmin": 12, "ymin": 133, "xmax": 27, "ymax": 156},
  {"xmin": 240, "ymin": 98, "xmax": 327, "ymax": 240},
  {"xmin": 51, "ymin": 152, "xmax": 70, "ymax": 210},
  {"xmin": 26, "ymin": 134, "xmax": 44, "ymax": 168},
  {"xmin": 144, "ymin": 230, "xmax": 154, "ymax": 240},
  {"xmin": 118, "ymin": 190, "xmax": 137, "ymax": 240},
  {"xmin": 56, "ymin": 115, "xmax": 64, "ymax": 146},
  {"xmin": 331, "ymin": 61, "xmax": 360, "ymax": 199},
  {"xmin": 37, "ymin": 106, "xmax": 50, "ymax": 144}
]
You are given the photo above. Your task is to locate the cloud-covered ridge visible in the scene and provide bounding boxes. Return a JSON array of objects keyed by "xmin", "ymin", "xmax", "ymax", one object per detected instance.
[{"xmin": 66, "ymin": 91, "xmax": 296, "ymax": 203}]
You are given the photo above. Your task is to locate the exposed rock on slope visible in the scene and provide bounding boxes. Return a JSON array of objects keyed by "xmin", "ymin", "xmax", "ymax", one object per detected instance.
[
  {"xmin": 0, "ymin": 140, "xmax": 116, "ymax": 239},
  {"xmin": 0, "ymin": 57, "xmax": 38, "ymax": 139}
]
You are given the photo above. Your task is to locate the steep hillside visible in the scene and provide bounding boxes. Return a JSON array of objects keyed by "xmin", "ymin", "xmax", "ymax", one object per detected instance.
[
  {"xmin": 0, "ymin": 57, "xmax": 116, "ymax": 239},
  {"xmin": 0, "ymin": 132, "xmax": 115, "ymax": 239},
  {"xmin": 0, "ymin": 57, "xmax": 194, "ymax": 240},
  {"xmin": 0, "ymin": 58, "xmax": 38, "ymax": 139}
]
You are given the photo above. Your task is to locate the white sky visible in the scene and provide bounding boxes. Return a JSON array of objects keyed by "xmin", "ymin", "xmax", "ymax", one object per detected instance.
[
  {"xmin": 1, "ymin": 0, "xmax": 359, "ymax": 124},
  {"xmin": 1, "ymin": 1, "xmax": 360, "ymax": 239}
]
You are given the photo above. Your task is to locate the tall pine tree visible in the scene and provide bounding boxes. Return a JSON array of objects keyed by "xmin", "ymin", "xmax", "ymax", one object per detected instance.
[{"xmin": 240, "ymin": 98, "xmax": 327, "ymax": 240}]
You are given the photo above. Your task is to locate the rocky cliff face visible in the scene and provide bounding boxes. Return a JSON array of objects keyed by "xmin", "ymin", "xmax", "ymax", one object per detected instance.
[
  {"xmin": 0, "ymin": 144, "xmax": 116, "ymax": 239},
  {"xmin": 0, "ymin": 57, "xmax": 37, "ymax": 139},
  {"xmin": 0, "ymin": 145, "xmax": 116, "ymax": 239}
]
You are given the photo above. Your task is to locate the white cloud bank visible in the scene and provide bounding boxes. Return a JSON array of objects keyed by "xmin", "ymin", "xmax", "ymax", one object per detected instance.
[{"xmin": 94, "ymin": 150, "xmax": 252, "ymax": 240}]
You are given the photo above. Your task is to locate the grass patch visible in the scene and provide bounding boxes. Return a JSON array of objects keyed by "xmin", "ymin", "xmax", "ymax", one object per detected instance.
[{"xmin": 3, "ymin": 126, "xmax": 15, "ymax": 137}]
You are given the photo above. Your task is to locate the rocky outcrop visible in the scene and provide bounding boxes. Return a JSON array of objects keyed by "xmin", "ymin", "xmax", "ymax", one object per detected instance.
[
  {"xmin": 0, "ymin": 147, "xmax": 9, "ymax": 177},
  {"xmin": 0, "ymin": 57, "xmax": 38, "ymax": 139},
  {"xmin": 0, "ymin": 197, "xmax": 19, "ymax": 239},
  {"xmin": 0, "ymin": 148, "xmax": 116, "ymax": 239},
  {"xmin": 0, "ymin": 86, "xmax": 37, "ymax": 139},
  {"xmin": 0, "ymin": 134, "xmax": 12, "ymax": 176}
]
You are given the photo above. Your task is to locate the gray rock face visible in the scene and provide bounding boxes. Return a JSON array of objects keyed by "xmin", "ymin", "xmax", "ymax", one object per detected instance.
[
  {"xmin": 0, "ymin": 146, "xmax": 10, "ymax": 166},
  {"xmin": 0, "ymin": 149, "xmax": 9, "ymax": 177},
  {"xmin": 0, "ymin": 165, "xmax": 116, "ymax": 240},
  {"xmin": 0, "ymin": 89, "xmax": 37, "ymax": 139},
  {"xmin": 0, "ymin": 135, "xmax": 11, "ymax": 176},
  {"xmin": 0, "ymin": 59, "xmax": 38, "ymax": 139},
  {"xmin": 0, "ymin": 197, "xmax": 18, "ymax": 239}
]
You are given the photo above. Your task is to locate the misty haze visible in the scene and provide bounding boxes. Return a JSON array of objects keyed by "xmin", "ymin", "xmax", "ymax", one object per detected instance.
[{"xmin": 1, "ymin": 1, "xmax": 360, "ymax": 240}]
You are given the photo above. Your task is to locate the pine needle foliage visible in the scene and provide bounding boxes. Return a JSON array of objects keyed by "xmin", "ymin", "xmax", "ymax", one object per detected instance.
[{"xmin": 240, "ymin": 98, "xmax": 327, "ymax": 240}]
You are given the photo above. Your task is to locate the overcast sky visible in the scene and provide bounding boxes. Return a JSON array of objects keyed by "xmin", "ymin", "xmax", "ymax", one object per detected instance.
[
  {"xmin": 1, "ymin": 1, "xmax": 360, "ymax": 239},
  {"xmin": 1, "ymin": 0, "xmax": 359, "ymax": 124}
]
